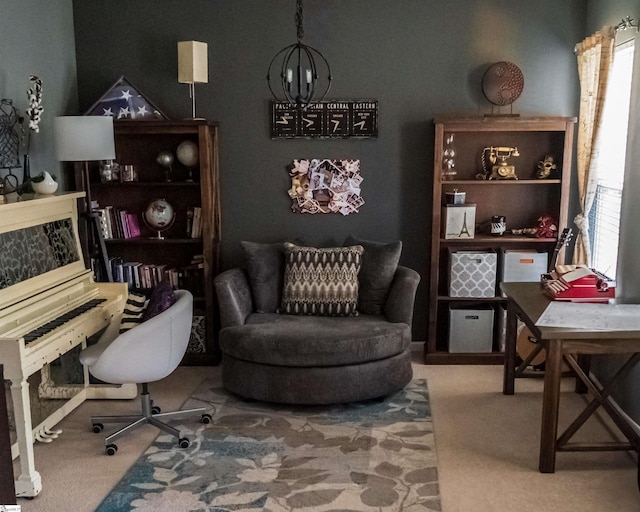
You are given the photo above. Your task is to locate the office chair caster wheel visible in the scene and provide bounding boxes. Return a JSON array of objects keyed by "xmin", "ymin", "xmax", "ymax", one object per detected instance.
[
  {"xmin": 92, "ymin": 423, "xmax": 104, "ymax": 433},
  {"xmin": 201, "ymin": 414, "xmax": 212, "ymax": 424},
  {"xmin": 106, "ymin": 444, "xmax": 118, "ymax": 456},
  {"xmin": 179, "ymin": 437, "xmax": 190, "ymax": 448},
  {"xmin": 151, "ymin": 406, "xmax": 162, "ymax": 414}
]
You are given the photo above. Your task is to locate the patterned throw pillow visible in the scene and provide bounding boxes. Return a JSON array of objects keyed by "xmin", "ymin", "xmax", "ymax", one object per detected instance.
[
  {"xmin": 119, "ymin": 292, "xmax": 149, "ymax": 333},
  {"xmin": 280, "ymin": 243, "xmax": 363, "ymax": 316}
]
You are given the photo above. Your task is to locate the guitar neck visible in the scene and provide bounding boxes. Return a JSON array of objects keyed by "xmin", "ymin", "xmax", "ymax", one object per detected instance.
[{"xmin": 548, "ymin": 228, "xmax": 572, "ymax": 273}]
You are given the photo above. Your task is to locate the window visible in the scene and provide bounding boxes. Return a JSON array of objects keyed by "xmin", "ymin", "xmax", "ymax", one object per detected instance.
[{"xmin": 588, "ymin": 40, "xmax": 635, "ymax": 278}]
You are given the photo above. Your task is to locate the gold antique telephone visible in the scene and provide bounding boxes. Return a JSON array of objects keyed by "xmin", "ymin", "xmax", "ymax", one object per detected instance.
[{"xmin": 481, "ymin": 146, "xmax": 519, "ymax": 180}]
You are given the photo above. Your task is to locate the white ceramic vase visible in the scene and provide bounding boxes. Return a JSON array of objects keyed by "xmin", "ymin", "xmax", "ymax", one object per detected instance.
[{"xmin": 32, "ymin": 171, "xmax": 59, "ymax": 195}]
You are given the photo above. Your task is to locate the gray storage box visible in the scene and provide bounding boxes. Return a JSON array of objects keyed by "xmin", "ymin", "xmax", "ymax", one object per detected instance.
[
  {"xmin": 449, "ymin": 305, "xmax": 495, "ymax": 353},
  {"xmin": 449, "ymin": 250, "xmax": 497, "ymax": 298},
  {"xmin": 502, "ymin": 250, "xmax": 548, "ymax": 283}
]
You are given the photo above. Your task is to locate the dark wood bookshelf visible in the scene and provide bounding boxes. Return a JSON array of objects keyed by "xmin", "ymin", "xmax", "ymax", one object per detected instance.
[
  {"xmin": 73, "ymin": 119, "xmax": 221, "ymax": 365},
  {"xmin": 426, "ymin": 115, "xmax": 576, "ymax": 364}
]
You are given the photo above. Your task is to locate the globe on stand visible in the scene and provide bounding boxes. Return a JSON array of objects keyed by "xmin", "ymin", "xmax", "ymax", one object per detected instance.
[
  {"xmin": 156, "ymin": 150, "xmax": 174, "ymax": 182},
  {"xmin": 176, "ymin": 140, "xmax": 199, "ymax": 182},
  {"xmin": 143, "ymin": 198, "xmax": 176, "ymax": 239}
]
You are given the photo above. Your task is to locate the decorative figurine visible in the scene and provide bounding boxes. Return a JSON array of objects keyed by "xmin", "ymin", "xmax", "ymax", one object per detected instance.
[
  {"xmin": 536, "ymin": 155, "xmax": 556, "ymax": 179},
  {"xmin": 536, "ymin": 215, "xmax": 558, "ymax": 239}
]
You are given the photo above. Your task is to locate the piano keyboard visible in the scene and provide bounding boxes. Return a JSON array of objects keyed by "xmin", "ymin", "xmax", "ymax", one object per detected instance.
[{"xmin": 22, "ymin": 298, "xmax": 107, "ymax": 344}]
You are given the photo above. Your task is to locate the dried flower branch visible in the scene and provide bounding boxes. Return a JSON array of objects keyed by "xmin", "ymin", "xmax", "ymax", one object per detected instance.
[{"xmin": 19, "ymin": 75, "xmax": 43, "ymax": 158}]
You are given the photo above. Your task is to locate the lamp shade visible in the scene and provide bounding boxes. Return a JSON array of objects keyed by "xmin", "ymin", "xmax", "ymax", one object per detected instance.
[
  {"xmin": 178, "ymin": 41, "xmax": 208, "ymax": 84},
  {"xmin": 54, "ymin": 116, "xmax": 116, "ymax": 161}
]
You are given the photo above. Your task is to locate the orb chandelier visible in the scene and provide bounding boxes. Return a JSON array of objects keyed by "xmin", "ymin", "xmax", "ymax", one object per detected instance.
[{"xmin": 266, "ymin": 0, "xmax": 332, "ymax": 110}]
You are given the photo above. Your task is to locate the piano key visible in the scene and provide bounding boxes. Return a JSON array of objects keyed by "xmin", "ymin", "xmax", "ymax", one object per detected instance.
[{"xmin": 22, "ymin": 298, "xmax": 108, "ymax": 345}]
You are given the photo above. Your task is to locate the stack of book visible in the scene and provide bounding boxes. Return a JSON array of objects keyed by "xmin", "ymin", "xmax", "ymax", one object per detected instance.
[
  {"xmin": 94, "ymin": 205, "xmax": 141, "ymax": 239},
  {"xmin": 97, "ymin": 255, "xmax": 205, "ymax": 295}
]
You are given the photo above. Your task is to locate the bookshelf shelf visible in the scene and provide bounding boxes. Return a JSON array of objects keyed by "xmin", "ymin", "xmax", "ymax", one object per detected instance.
[
  {"xmin": 105, "ymin": 238, "xmax": 203, "ymax": 244},
  {"xmin": 73, "ymin": 119, "xmax": 221, "ymax": 365},
  {"xmin": 92, "ymin": 181, "xmax": 201, "ymax": 188}
]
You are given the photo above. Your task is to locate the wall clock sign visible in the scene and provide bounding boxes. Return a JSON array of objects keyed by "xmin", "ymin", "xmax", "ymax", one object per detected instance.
[
  {"xmin": 271, "ymin": 100, "xmax": 378, "ymax": 139},
  {"xmin": 300, "ymin": 103, "xmax": 325, "ymax": 136},
  {"xmin": 272, "ymin": 103, "xmax": 299, "ymax": 137}
]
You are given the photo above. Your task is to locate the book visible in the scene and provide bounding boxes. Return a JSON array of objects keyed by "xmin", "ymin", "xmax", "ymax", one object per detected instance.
[
  {"xmin": 126, "ymin": 212, "xmax": 141, "ymax": 238},
  {"xmin": 186, "ymin": 207, "xmax": 194, "ymax": 237},
  {"xmin": 123, "ymin": 261, "xmax": 142, "ymax": 289},
  {"xmin": 191, "ymin": 206, "xmax": 202, "ymax": 239},
  {"xmin": 118, "ymin": 209, "xmax": 130, "ymax": 239},
  {"xmin": 110, "ymin": 256, "xmax": 124, "ymax": 282},
  {"xmin": 95, "ymin": 208, "xmax": 112, "ymax": 239},
  {"xmin": 106, "ymin": 206, "xmax": 123, "ymax": 239}
]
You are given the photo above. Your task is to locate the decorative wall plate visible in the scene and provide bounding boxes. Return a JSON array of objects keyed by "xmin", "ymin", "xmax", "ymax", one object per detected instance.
[{"xmin": 482, "ymin": 62, "xmax": 524, "ymax": 106}]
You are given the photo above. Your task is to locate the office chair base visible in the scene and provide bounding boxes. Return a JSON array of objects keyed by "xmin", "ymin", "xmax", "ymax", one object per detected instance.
[{"xmin": 90, "ymin": 385, "xmax": 209, "ymax": 455}]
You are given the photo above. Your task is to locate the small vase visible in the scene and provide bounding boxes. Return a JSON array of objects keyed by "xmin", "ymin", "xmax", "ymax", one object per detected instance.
[
  {"xmin": 442, "ymin": 133, "xmax": 457, "ymax": 180},
  {"xmin": 21, "ymin": 154, "xmax": 34, "ymax": 193},
  {"xmin": 32, "ymin": 171, "xmax": 59, "ymax": 195}
]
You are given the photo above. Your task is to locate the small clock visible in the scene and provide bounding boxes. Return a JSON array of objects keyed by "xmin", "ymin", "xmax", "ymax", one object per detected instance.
[
  {"xmin": 300, "ymin": 107, "xmax": 324, "ymax": 136},
  {"xmin": 326, "ymin": 110, "xmax": 349, "ymax": 136},
  {"xmin": 271, "ymin": 103, "xmax": 300, "ymax": 137},
  {"xmin": 350, "ymin": 101, "xmax": 378, "ymax": 137}
]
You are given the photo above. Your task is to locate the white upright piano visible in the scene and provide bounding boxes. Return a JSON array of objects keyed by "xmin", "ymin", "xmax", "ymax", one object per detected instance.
[{"xmin": 0, "ymin": 192, "xmax": 135, "ymax": 498}]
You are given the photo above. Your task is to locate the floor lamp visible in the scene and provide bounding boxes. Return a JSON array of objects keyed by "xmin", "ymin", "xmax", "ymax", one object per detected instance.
[{"xmin": 54, "ymin": 116, "xmax": 116, "ymax": 281}]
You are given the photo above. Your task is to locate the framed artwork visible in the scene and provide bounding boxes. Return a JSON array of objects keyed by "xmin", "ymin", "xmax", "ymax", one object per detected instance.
[{"xmin": 289, "ymin": 159, "xmax": 364, "ymax": 215}]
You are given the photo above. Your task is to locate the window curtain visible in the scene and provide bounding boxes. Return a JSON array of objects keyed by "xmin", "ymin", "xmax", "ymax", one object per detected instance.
[{"xmin": 573, "ymin": 27, "xmax": 616, "ymax": 265}]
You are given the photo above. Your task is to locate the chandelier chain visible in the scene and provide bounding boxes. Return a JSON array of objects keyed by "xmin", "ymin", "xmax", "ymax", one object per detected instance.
[{"xmin": 296, "ymin": 0, "xmax": 304, "ymax": 41}]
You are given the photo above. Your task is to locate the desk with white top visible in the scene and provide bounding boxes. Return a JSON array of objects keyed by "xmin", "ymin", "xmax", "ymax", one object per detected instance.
[{"xmin": 501, "ymin": 282, "xmax": 640, "ymax": 476}]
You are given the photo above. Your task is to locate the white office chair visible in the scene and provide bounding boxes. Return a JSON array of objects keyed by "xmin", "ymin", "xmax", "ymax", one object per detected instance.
[{"xmin": 79, "ymin": 290, "xmax": 210, "ymax": 455}]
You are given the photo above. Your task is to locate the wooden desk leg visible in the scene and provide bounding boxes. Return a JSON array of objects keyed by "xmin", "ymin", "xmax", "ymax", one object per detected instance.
[
  {"xmin": 540, "ymin": 339, "xmax": 563, "ymax": 473},
  {"xmin": 575, "ymin": 354, "xmax": 590, "ymax": 394},
  {"xmin": 503, "ymin": 301, "xmax": 518, "ymax": 395}
]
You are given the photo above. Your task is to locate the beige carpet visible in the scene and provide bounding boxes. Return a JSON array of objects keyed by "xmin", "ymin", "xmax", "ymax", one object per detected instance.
[
  {"xmin": 427, "ymin": 363, "xmax": 640, "ymax": 512},
  {"xmin": 11, "ymin": 343, "xmax": 640, "ymax": 511}
]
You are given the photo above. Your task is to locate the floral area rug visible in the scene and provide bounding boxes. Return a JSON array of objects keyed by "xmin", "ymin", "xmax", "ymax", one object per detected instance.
[{"xmin": 96, "ymin": 378, "xmax": 441, "ymax": 511}]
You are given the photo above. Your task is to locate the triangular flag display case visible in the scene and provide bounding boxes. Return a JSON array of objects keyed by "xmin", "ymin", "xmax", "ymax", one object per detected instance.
[{"xmin": 85, "ymin": 76, "xmax": 168, "ymax": 120}]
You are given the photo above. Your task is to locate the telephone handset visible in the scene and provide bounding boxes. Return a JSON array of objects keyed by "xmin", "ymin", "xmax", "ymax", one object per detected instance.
[{"xmin": 481, "ymin": 146, "xmax": 519, "ymax": 180}]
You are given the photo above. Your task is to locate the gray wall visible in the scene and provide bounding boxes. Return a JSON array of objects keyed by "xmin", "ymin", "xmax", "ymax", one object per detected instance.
[
  {"xmin": 0, "ymin": 0, "xmax": 78, "ymax": 190},
  {"xmin": 71, "ymin": 0, "xmax": 585, "ymax": 340},
  {"xmin": 587, "ymin": 0, "xmax": 640, "ymax": 34}
]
